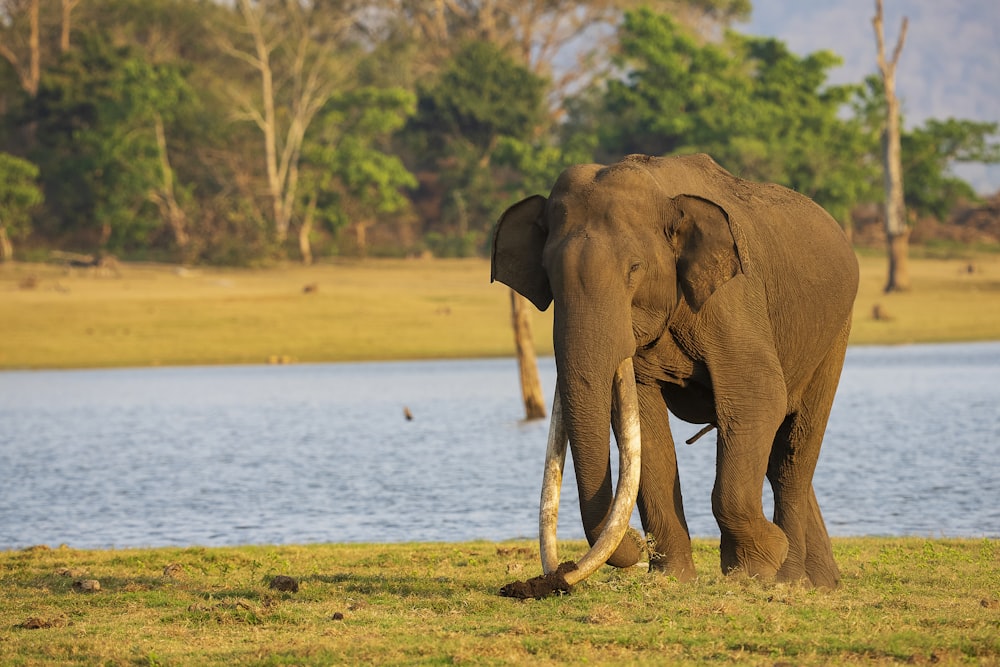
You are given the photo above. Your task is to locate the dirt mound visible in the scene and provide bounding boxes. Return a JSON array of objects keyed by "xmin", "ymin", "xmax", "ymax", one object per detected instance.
[{"xmin": 499, "ymin": 561, "xmax": 577, "ymax": 599}]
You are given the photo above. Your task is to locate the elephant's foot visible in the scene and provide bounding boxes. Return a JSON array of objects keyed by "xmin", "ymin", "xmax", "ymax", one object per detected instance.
[
  {"xmin": 649, "ymin": 553, "xmax": 697, "ymax": 582},
  {"xmin": 803, "ymin": 545, "xmax": 841, "ymax": 589},
  {"xmin": 774, "ymin": 506, "xmax": 841, "ymax": 588},
  {"xmin": 719, "ymin": 520, "xmax": 789, "ymax": 580},
  {"xmin": 776, "ymin": 552, "xmax": 840, "ymax": 588}
]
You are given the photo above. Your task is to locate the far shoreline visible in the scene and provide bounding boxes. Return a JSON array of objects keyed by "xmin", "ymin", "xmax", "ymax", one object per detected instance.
[{"xmin": 3, "ymin": 253, "xmax": 1000, "ymax": 369}]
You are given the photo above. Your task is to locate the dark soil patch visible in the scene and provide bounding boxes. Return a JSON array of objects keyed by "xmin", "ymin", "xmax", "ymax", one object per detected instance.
[
  {"xmin": 499, "ymin": 561, "xmax": 578, "ymax": 599},
  {"xmin": 268, "ymin": 575, "xmax": 299, "ymax": 592}
]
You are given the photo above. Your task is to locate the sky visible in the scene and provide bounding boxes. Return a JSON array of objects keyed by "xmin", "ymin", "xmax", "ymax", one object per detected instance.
[{"xmin": 743, "ymin": 0, "xmax": 1000, "ymax": 194}]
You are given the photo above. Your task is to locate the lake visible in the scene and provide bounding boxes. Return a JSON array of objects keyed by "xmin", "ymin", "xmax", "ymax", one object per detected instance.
[{"xmin": 1, "ymin": 343, "xmax": 998, "ymax": 550}]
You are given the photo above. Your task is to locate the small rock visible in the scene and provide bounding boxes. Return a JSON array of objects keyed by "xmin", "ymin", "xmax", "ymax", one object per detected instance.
[
  {"xmin": 55, "ymin": 567, "xmax": 85, "ymax": 578},
  {"xmin": 269, "ymin": 575, "xmax": 299, "ymax": 592},
  {"xmin": 332, "ymin": 612, "xmax": 345, "ymax": 621},
  {"xmin": 872, "ymin": 303, "xmax": 893, "ymax": 321},
  {"xmin": 163, "ymin": 563, "xmax": 184, "ymax": 578},
  {"xmin": 73, "ymin": 579, "xmax": 101, "ymax": 592}
]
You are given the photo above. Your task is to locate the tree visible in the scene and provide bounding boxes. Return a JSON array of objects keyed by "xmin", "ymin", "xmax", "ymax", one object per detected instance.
[
  {"xmin": 902, "ymin": 119, "xmax": 1000, "ymax": 220},
  {"xmin": 0, "ymin": 0, "xmax": 40, "ymax": 96},
  {"xmin": 59, "ymin": 0, "xmax": 81, "ymax": 53},
  {"xmin": 221, "ymin": 0, "xmax": 354, "ymax": 248},
  {"xmin": 872, "ymin": 0, "xmax": 909, "ymax": 293},
  {"xmin": 26, "ymin": 36, "xmax": 196, "ymax": 253},
  {"xmin": 588, "ymin": 9, "xmax": 873, "ymax": 230},
  {"xmin": 0, "ymin": 151, "xmax": 42, "ymax": 260},
  {"xmin": 405, "ymin": 40, "xmax": 549, "ymax": 253},
  {"xmin": 381, "ymin": 0, "xmax": 749, "ymax": 106},
  {"xmin": 510, "ymin": 289, "xmax": 546, "ymax": 420},
  {"xmin": 299, "ymin": 86, "xmax": 417, "ymax": 261}
]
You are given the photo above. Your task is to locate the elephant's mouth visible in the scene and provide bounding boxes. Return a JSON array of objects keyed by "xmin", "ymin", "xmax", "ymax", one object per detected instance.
[{"xmin": 537, "ymin": 357, "xmax": 642, "ymax": 587}]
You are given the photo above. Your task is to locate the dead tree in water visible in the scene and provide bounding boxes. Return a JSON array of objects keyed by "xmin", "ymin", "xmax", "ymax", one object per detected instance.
[
  {"xmin": 872, "ymin": 0, "xmax": 911, "ymax": 292},
  {"xmin": 511, "ymin": 290, "xmax": 546, "ymax": 420}
]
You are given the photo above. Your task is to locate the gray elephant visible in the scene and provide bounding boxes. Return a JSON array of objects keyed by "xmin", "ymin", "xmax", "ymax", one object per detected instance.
[{"xmin": 492, "ymin": 153, "xmax": 858, "ymax": 589}]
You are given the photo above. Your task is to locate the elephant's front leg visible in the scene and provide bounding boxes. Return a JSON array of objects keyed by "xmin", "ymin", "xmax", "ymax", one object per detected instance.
[{"xmin": 634, "ymin": 381, "xmax": 696, "ymax": 581}]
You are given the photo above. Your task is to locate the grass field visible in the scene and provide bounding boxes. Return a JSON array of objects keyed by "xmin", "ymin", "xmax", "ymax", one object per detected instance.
[
  {"xmin": 2, "ymin": 251, "xmax": 999, "ymax": 370},
  {"xmin": 1, "ymin": 538, "xmax": 997, "ymax": 665}
]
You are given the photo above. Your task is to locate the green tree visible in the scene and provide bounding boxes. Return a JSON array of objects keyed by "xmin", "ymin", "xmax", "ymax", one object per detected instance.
[
  {"xmin": 590, "ymin": 9, "xmax": 875, "ymax": 229},
  {"xmin": 25, "ymin": 35, "xmax": 195, "ymax": 254},
  {"xmin": 901, "ymin": 118, "xmax": 1000, "ymax": 220},
  {"xmin": 0, "ymin": 152, "xmax": 43, "ymax": 261},
  {"xmin": 297, "ymin": 86, "xmax": 417, "ymax": 261},
  {"xmin": 853, "ymin": 76, "xmax": 1000, "ymax": 221},
  {"xmin": 404, "ymin": 40, "xmax": 549, "ymax": 255},
  {"xmin": 219, "ymin": 0, "xmax": 359, "ymax": 252}
]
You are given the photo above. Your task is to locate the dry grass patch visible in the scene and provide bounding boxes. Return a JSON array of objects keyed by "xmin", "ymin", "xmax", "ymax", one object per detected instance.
[
  {"xmin": 1, "ymin": 252, "xmax": 999, "ymax": 369},
  {"xmin": 852, "ymin": 251, "xmax": 1000, "ymax": 345}
]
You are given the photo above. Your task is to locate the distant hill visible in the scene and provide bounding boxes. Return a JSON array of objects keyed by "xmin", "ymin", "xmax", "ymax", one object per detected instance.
[{"xmin": 743, "ymin": 0, "xmax": 1000, "ymax": 194}]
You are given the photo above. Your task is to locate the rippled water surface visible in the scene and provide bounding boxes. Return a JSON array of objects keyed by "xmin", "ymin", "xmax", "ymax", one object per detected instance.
[{"xmin": 1, "ymin": 343, "xmax": 998, "ymax": 550}]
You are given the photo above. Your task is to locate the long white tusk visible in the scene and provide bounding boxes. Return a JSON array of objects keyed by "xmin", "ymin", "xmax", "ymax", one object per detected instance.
[
  {"xmin": 539, "ymin": 386, "xmax": 567, "ymax": 575},
  {"xmin": 562, "ymin": 357, "xmax": 642, "ymax": 586},
  {"xmin": 536, "ymin": 358, "xmax": 643, "ymax": 587}
]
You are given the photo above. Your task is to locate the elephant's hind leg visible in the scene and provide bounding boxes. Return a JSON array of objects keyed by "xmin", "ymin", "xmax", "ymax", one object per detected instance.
[
  {"xmin": 802, "ymin": 485, "xmax": 839, "ymax": 588},
  {"xmin": 767, "ymin": 327, "xmax": 848, "ymax": 588}
]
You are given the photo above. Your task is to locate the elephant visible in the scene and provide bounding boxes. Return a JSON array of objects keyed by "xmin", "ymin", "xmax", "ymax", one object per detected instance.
[{"xmin": 491, "ymin": 153, "xmax": 858, "ymax": 590}]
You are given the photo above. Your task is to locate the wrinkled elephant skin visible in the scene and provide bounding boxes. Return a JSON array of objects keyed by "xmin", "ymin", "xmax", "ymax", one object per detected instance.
[{"xmin": 492, "ymin": 154, "xmax": 858, "ymax": 589}]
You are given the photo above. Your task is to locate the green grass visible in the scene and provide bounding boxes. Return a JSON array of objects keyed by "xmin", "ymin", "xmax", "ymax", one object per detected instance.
[
  {"xmin": 2, "ymin": 252, "xmax": 1000, "ymax": 370},
  {"xmin": 1, "ymin": 539, "xmax": 996, "ymax": 665}
]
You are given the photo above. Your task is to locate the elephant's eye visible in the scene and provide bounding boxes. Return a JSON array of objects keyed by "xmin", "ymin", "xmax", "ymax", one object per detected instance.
[{"xmin": 627, "ymin": 261, "xmax": 643, "ymax": 287}]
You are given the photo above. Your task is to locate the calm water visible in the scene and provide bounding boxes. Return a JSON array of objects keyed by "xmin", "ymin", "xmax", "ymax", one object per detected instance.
[{"xmin": 1, "ymin": 343, "xmax": 998, "ymax": 550}]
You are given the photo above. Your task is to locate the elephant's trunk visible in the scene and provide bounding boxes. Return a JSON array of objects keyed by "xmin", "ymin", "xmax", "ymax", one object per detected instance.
[{"xmin": 539, "ymin": 357, "xmax": 642, "ymax": 585}]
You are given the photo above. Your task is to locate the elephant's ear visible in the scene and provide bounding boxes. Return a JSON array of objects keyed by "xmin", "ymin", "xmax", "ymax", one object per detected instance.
[
  {"xmin": 666, "ymin": 194, "xmax": 743, "ymax": 312},
  {"xmin": 491, "ymin": 195, "xmax": 553, "ymax": 311}
]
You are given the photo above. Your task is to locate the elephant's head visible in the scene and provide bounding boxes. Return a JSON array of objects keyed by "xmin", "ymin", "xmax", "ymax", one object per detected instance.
[{"xmin": 491, "ymin": 154, "xmax": 742, "ymax": 586}]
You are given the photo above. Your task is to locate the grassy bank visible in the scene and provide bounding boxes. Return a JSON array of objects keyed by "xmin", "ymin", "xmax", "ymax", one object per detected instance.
[
  {"xmin": 2, "ymin": 251, "xmax": 999, "ymax": 370},
  {"xmin": 1, "ymin": 538, "xmax": 996, "ymax": 665}
]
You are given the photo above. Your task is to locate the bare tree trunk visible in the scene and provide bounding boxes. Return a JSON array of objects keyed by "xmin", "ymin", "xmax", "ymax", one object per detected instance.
[
  {"xmin": 353, "ymin": 220, "xmax": 371, "ymax": 258},
  {"xmin": 511, "ymin": 290, "xmax": 546, "ymax": 421},
  {"xmin": 299, "ymin": 194, "xmax": 316, "ymax": 265},
  {"xmin": 873, "ymin": 0, "xmax": 911, "ymax": 293},
  {"xmin": 0, "ymin": 226, "xmax": 13, "ymax": 262},
  {"xmin": 28, "ymin": 0, "xmax": 39, "ymax": 94},
  {"xmin": 0, "ymin": 0, "xmax": 40, "ymax": 95},
  {"xmin": 228, "ymin": 0, "xmax": 340, "ymax": 247},
  {"xmin": 61, "ymin": 0, "xmax": 81, "ymax": 53},
  {"xmin": 151, "ymin": 112, "xmax": 189, "ymax": 250},
  {"xmin": 239, "ymin": 0, "xmax": 285, "ymax": 241}
]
